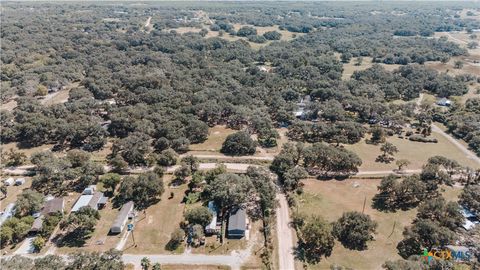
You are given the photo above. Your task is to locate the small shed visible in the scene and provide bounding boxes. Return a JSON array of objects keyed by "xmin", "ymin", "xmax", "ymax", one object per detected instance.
[
  {"xmin": 15, "ymin": 178, "xmax": 25, "ymax": 186},
  {"xmin": 4, "ymin": 178, "xmax": 14, "ymax": 186},
  {"xmin": 227, "ymin": 207, "xmax": 247, "ymax": 239},
  {"xmin": 110, "ymin": 201, "xmax": 134, "ymax": 234},
  {"xmin": 205, "ymin": 201, "xmax": 219, "ymax": 235},
  {"xmin": 437, "ymin": 97, "xmax": 452, "ymax": 107},
  {"xmin": 82, "ymin": 185, "xmax": 97, "ymax": 195}
]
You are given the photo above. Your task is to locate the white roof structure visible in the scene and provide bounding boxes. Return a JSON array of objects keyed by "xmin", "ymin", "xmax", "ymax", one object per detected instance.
[
  {"xmin": 0, "ymin": 203, "xmax": 16, "ymax": 226},
  {"xmin": 4, "ymin": 178, "xmax": 14, "ymax": 186},
  {"xmin": 460, "ymin": 206, "xmax": 479, "ymax": 230},
  {"xmin": 205, "ymin": 201, "xmax": 218, "ymax": 232},
  {"xmin": 71, "ymin": 195, "xmax": 93, "ymax": 212},
  {"xmin": 82, "ymin": 185, "xmax": 97, "ymax": 195}
]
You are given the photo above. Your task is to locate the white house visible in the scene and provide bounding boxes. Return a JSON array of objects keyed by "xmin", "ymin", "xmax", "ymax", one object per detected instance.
[
  {"xmin": 460, "ymin": 207, "xmax": 479, "ymax": 230},
  {"xmin": 110, "ymin": 201, "xmax": 134, "ymax": 234}
]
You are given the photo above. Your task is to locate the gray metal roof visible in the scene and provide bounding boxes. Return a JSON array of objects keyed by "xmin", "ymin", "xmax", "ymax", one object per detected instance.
[
  {"xmin": 111, "ymin": 201, "xmax": 134, "ymax": 229},
  {"xmin": 87, "ymin": 192, "xmax": 105, "ymax": 209},
  {"xmin": 71, "ymin": 195, "xmax": 93, "ymax": 212},
  {"xmin": 228, "ymin": 207, "xmax": 246, "ymax": 232},
  {"xmin": 42, "ymin": 198, "xmax": 64, "ymax": 215}
]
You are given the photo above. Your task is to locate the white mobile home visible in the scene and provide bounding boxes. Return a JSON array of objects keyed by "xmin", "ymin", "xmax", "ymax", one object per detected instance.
[{"xmin": 110, "ymin": 201, "xmax": 134, "ymax": 234}]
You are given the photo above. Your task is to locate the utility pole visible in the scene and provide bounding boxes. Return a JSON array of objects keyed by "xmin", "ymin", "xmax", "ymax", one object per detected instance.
[
  {"xmin": 362, "ymin": 196, "xmax": 367, "ymax": 214},
  {"xmin": 388, "ymin": 221, "xmax": 396, "ymax": 239}
]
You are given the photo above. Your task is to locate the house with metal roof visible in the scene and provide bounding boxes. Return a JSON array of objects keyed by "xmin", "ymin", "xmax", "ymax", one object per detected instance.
[
  {"xmin": 30, "ymin": 197, "xmax": 65, "ymax": 233},
  {"xmin": 42, "ymin": 197, "xmax": 64, "ymax": 215},
  {"xmin": 227, "ymin": 207, "xmax": 247, "ymax": 239},
  {"xmin": 71, "ymin": 195, "xmax": 93, "ymax": 212},
  {"xmin": 110, "ymin": 201, "xmax": 134, "ymax": 234},
  {"xmin": 88, "ymin": 192, "xmax": 107, "ymax": 210}
]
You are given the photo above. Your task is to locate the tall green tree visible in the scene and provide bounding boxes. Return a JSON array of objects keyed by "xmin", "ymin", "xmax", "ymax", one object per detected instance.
[{"xmin": 332, "ymin": 211, "xmax": 378, "ymax": 250}]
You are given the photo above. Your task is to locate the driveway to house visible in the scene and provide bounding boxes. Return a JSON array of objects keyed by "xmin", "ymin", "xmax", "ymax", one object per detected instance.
[
  {"xmin": 431, "ymin": 123, "xmax": 480, "ymax": 166},
  {"xmin": 276, "ymin": 192, "xmax": 296, "ymax": 270},
  {"xmin": 415, "ymin": 93, "xmax": 480, "ymax": 166}
]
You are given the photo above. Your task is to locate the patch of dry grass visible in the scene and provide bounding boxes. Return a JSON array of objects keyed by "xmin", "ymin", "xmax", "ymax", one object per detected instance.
[
  {"xmin": 122, "ymin": 180, "xmax": 187, "ymax": 254},
  {"xmin": 295, "ymin": 178, "xmax": 462, "ymax": 269},
  {"xmin": 56, "ymin": 200, "xmax": 121, "ymax": 254},
  {"xmin": 295, "ymin": 178, "xmax": 416, "ymax": 270},
  {"xmin": 189, "ymin": 126, "xmax": 236, "ymax": 152},
  {"xmin": 0, "ymin": 177, "xmax": 32, "ymax": 210},
  {"xmin": 344, "ymin": 131, "xmax": 480, "ymax": 171},
  {"xmin": 341, "ymin": 57, "xmax": 402, "ymax": 80}
]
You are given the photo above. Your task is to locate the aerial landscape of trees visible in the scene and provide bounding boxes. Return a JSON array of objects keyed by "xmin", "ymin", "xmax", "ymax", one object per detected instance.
[{"xmin": 0, "ymin": 1, "xmax": 479, "ymax": 269}]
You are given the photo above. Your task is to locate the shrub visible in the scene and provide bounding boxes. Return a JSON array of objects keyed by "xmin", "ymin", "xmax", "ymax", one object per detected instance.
[{"xmin": 408, "ymin": 135, "xmax": 438, "ymax": 143}]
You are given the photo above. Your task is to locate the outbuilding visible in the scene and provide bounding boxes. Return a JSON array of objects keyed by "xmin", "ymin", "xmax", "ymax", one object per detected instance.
[
  {"xmin": 110, "ymin": 201, "xmax": 134, "ymax": 234},
  {"xmin": 82, "ymin": 185, "xmax": 97, "ymax": 195},
  {"xmin": 437, "ymin": 97, "xmax": 452, "ymax": 107},
  {"xmin": 0, "ymin": 203, "xmax": 16, "ymax": 226},
  {"xmin": 205, "ymin": 201, "xmax": 219, "ymax": 235},
  {"xmin": 15, "ymin": 178, "xmax": 25, "ymax": 186},
  {"xmin": 227, "ymin": 207, "xmax": 247, "ymax": 239},
  {"xmin": 4, "ymin": 178, "xmax": 14, "ymax": 186}
]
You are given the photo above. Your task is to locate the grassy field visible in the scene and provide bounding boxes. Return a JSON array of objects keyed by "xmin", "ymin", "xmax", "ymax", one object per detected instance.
[
  {"xmin": 188, "ymin": 125, "xmax": 286, "ymax": 158},
  {"xmin": 344, "ymin": 130, "xmax": 480, "ymax": 171},
  {"xmin": 164, "ymin": 24, "xmax": 304, "ymax": 50},
  {"xmin": 458, "ymin": 9, "xmax": 480, "ymax": 20},
  {"xmin": 56, "ymin": 197, "xmax": 121, "ymax": 253},
  {"xmin": 294, "ymin": 178, "xmax": 462, "ymax": 269},
  {"xmin": 341, "ymin": 56, "xmax": 401, "ymax": 80},
  {"xmin": 430, "ymin": 31, "xmax": 480, "ymax": 77},
  {"xmin": 189, "ymin": 126, "xmax": 236, "ymax": 152},
  {"xmin": 122, "ymin": 178, "xmax": 187, "ymax": 254},
  {"xmin": 0, "ymin": 177, "xmax": 32, "ymax": 207}
]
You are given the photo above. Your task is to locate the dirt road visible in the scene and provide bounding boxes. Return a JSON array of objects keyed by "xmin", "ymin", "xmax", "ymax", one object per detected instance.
[
  {"xmin": 431, "ymin": 123, "xmax": 480, "ymax": 166},
  {"xmin": 276, "ymin": 193, "xmax": 296, "ymax": 270}
]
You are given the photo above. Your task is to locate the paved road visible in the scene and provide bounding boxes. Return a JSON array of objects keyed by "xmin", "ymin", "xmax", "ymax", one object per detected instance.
[
  {"xmin": 276, "ymin": 193, "xmax": 296, "ymax": 270},
  {"xmin": 186, "ymin": 154, "xmax": 274, "ymax": 161},
  {"xmin": 123, "ymin": 253, "xmax": 243, "ymax": 270},
  {"xmin": 356, "ymin": 169, "xmax": 421, "ymax": 176}
]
